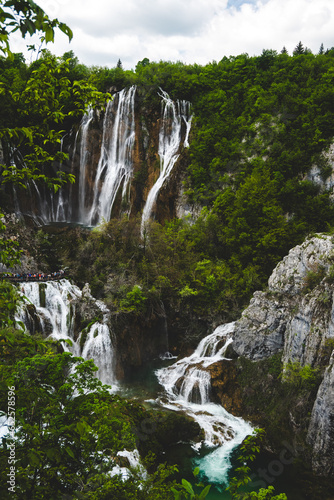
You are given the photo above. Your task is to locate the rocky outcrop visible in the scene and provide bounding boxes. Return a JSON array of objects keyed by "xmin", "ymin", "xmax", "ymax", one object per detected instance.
[
  {"xmin": 232, "ymin": 291, "xmax": 290, "ymax": 360},
  {"xmin": 233, "ymin": 234, "xmax": 334, "ymax": 368},
  {"xmin": 229, "ymin": 233, "xmax": 334, "ymax": 477}
]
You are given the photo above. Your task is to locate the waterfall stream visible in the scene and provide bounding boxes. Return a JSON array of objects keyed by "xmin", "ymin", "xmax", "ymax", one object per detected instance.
[
  {"xmin": 85, "ymin": 85, "xmax": 136, "ymax": 225},
  {"xmin": 13, "ymin": 87, "xmax": 193, "ymax": 229},
  {"xmin": 18, "ymin": 279, "xmax": 116, "ymax": 386},
  {"xmin": 141, "ymin": 90, "xmax": 193, "ymax": 234},
  {"xmin": 77, "ymin": 107, "xmax": 95, "ymax": 222},
  {"xmin": 156, "ymin": 322, "xmax": 253, "ymax": 485}
]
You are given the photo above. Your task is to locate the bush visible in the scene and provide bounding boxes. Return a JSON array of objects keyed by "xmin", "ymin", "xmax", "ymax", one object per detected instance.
[{"xmin": 119, "ymin": 285, "xmax": 147, "ymax": 313}]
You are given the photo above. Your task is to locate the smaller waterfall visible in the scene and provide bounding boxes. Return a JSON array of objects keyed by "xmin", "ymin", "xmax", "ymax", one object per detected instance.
[
  {"xmin": 86, "ymin": 86, "xmax": 136, "ymax": 226},
  {"xmin": 156, "ymin": 322, "xmax": 252, "ymax": 485},
  {"xmin": 141, "ymin": 90, "xmax": 193, "ymax": 234},
  {"xmin": 18, "ymin": 279, "xmax": 116, "ymax": 386},
  {"xmin": 77, "ymin": 107, "xmax": 95, "ymax": 222}
]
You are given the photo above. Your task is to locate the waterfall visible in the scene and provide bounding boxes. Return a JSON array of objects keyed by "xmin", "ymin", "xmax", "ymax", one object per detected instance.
[
  {"xmin": 141, "ymin": 90, "xmax": 193, "ymax": 234},
  {"xmin": 85, "ymin": 86, "xmax": 136, "ymax": 226},
  {"xmin": 12, "ymin": 86, "xmax": 192, "ymax": 229},
  {"xmin": 77, "ymin": 107, "xmax": 95, "ymax": 222},
  {"xmin": 156, "ymin": 322, "xmax": 253, "ymax": 485},
  {"xmin": 18, "ymin": 279, "xmax": 116, "ymax": 386},
  {"xmin": 15, "ymin": 87, "xmax": 136, "ymax": 226}
]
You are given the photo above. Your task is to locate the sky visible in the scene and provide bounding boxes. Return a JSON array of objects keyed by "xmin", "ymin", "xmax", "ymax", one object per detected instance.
[{"xmin": 10, "ymin": 0, "xmax": 334, "ymax": 70}]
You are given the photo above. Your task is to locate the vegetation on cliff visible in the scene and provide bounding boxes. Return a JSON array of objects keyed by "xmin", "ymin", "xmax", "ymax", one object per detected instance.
[{"xmin": 2, "ymin": 45, "xmax": 334, "ymax": 320}]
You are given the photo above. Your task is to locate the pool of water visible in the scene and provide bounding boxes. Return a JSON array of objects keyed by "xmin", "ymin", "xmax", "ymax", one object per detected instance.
[{"xmin": 116, "ymin": 358, "xmax": 334, "ymax": 500}]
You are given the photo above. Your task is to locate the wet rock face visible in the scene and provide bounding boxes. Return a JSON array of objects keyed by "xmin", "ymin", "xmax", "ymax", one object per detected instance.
[
  {"xmin": 112, "ymin": 308, "xmax": 169, "ymax": 379},
  {"xmin": 206, "ymin": 360, "xmax": 243, "ymax": 414}
]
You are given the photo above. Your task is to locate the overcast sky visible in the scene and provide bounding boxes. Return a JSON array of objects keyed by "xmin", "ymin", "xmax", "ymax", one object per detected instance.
[{"xmin": 11, "ymin": 0, "xmax": 334, "ymax": 69}]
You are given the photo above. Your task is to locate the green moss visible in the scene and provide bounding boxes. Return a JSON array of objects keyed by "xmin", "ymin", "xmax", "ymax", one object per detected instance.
[{"xmin": 39, "ymin": 283, "xmax": 47, "ymax": 308}]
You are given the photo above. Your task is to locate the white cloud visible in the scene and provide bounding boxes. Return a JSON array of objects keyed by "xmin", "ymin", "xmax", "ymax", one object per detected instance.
[{"xmin": 8, "ymin": 0, "xmax": 334, "ymax": 69}]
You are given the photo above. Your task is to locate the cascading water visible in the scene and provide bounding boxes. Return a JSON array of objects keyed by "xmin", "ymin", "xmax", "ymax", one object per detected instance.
[
  {"xmin": 77, "ymin": 107, "xmax": 95, "ymax": 221},
  {"xmin": 141, "ymin": 90, "xmax": 193, "ymax": 234},
  {"xmin": 12, "ymin": 86, "xmax": 192, "ymax": 229},
  {"xmin": 18, "ymin": 279, "xmax": 116, "ymax": 386},
  {"xmin": 86, "ymin": 86, "xmax": 136, "ymax": 226},
  {"xmin": 17, "ymin": 87, "xmax": 136, "ymax": 226},
  {"xmin": 156, "ymin": 322, "xmax": 253, "ymax": 485}
]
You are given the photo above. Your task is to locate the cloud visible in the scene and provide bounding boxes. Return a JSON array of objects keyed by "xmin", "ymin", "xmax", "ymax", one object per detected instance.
[{"xmin": 8, "ymin": 0, "xmax": 334, "ymax": 69}]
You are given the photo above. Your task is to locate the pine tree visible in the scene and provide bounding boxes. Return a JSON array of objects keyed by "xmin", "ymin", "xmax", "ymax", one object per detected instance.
[{"xmin": 293, "ymin": 41, "xmax": 304, "ymax": 55}]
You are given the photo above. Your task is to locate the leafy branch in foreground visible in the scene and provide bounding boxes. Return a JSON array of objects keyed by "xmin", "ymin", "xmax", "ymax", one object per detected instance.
[
  {"xmin": 226, "ymin": 429, "xmax": 287, "ymax": 499},
  {"xmin": 171, "ymin": 467, "xmax": 211, "ymax": 499},
  {"xmin": 0, "ymin": 0, "xmax": 73, "ymax": 58}
]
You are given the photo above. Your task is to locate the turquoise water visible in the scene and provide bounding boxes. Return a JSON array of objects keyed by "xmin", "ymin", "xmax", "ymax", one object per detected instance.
[
  {"xmin": 118, "ymin": 358, "xmax": 248, "ymax": 498},
  {"xmin": 118, "ymin": 359, "xmax": 334, "ymax": 500}
]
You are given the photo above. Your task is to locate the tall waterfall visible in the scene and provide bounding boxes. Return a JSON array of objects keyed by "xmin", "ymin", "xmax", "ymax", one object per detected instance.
[
  {"xmin": 141, "ymin": 90, "xmax": 193, "ymax": 234},
  {"xmin": 156, "ymin": 322, "xmax": 252, "ymax": 485},
  {"xmin": 85, "ymin": 86, "xmax": 136, "ymax": 226},
  {"xmin": 20, "ymin": 87, "xmax": 136, "ymax": 226},
  {"xmin": 18, "ymin": 279, "xmax": 116, "ymax": 386},
  {"xmin": 13, "ymin": 86, "xmax": 193, "ymax": 228}
]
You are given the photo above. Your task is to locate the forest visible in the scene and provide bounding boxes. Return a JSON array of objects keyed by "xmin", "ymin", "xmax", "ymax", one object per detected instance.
[{"xmin": 1, "ymin": 2, "xmax": 334, "ymax": 499}]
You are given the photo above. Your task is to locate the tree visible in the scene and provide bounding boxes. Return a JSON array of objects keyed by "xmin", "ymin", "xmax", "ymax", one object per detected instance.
[
  {"xmin": 319, "ymin": 43, "xmax": 324, "ymax": 55},
  {"xmin": 0, "ymin": 0, "xmax": 72, "ymax": 57},
  {"xmin": 0, "ymin": 1, "xmax": 71, "ymax": 267},
  {"xmin": 293, "ymin": 41, "xmax": 304, "ymax": 55},
  {"xmin": 0, "ymin": 330, "xmax": 178, "ymax": 499}
]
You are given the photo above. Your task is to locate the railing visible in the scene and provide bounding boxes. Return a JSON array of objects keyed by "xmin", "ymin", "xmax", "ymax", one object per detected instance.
[{"xmin": 1, "ymin": 271, "xmax": 67, "ymax": 283}]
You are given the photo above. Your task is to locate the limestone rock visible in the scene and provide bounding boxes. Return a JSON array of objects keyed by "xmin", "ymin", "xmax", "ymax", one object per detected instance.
[
  {"xmin": 233, "ymin": 234, "xmax": 334, "ymax": 366},
  {"xmin": 268, "ymin": 234, "xmax": 332, "ymax": 294},
  {"xmin": 229, "ymin": 233, "xmax": 334, "ymax": 477},
  {"xmin": 232, "ymin": 291, "xmax": 289, "ymax": 360}
]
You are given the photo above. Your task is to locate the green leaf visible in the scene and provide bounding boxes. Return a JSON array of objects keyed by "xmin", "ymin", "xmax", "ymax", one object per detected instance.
[
  {"xmin": 44, "ymin": 26, "xmax": 54, "ymax": 43},
  {"xmin": 171, "ymin": 488, "xmax": 182, "ymax": 500},
  {"xmin": 182, "ymin": 479, "xmax": 195, "ymax": 495},
  {"xmin": 193, "ymin": 467, "xmax": 200, "ymax": 477},
  {"xmin": 59, "ymin": 22, "xmax": 73, "ymax": 41},
  {"xmin": 199, "ymin": 485, "xmax": 211, "ymax": 499},
  {"xmin": 65, "ymin": 446, "xmax": 75, "ymax": 458}
]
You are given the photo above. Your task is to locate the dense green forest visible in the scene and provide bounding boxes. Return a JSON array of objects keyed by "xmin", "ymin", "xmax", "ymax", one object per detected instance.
[
  {"xmin": 3, "ymin": 43, "xmax": 334, "ymax": 320},
  {"xmin": 1, "ymin": 3, "xmax": 334, "ymax": 498}
]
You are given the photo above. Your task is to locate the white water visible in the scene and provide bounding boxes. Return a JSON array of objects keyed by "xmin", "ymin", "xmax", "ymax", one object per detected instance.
[
  {"xmin": 13, "ymin": 87, "xmax": 193, "ymax": 229},
  {"xmin": 18, "ymin": 279, "xmax": 116, "ymax": 386},
  {"xmin": 109, "ymin": 449, "xmax": 147, "ymax": 481},
  {"xmin": 156, "ymin": 322, "xmax": 253, "ymax": 485},
  {"xmin": 141, "ymin": 90, "xmax": 193, "ymax": 234},
  {"xmin": 77, "ymin": 107, "xmax": 95, "ymax": 222},
  {"xmin": 86, "ymin": 86, "xmax": 136, "ymax": 225}
]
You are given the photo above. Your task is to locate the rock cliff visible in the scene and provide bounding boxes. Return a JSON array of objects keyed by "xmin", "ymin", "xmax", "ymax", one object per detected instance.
[{"xmin": 229, "ymin": 234, "xmax": 334, "ymax": 476}]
